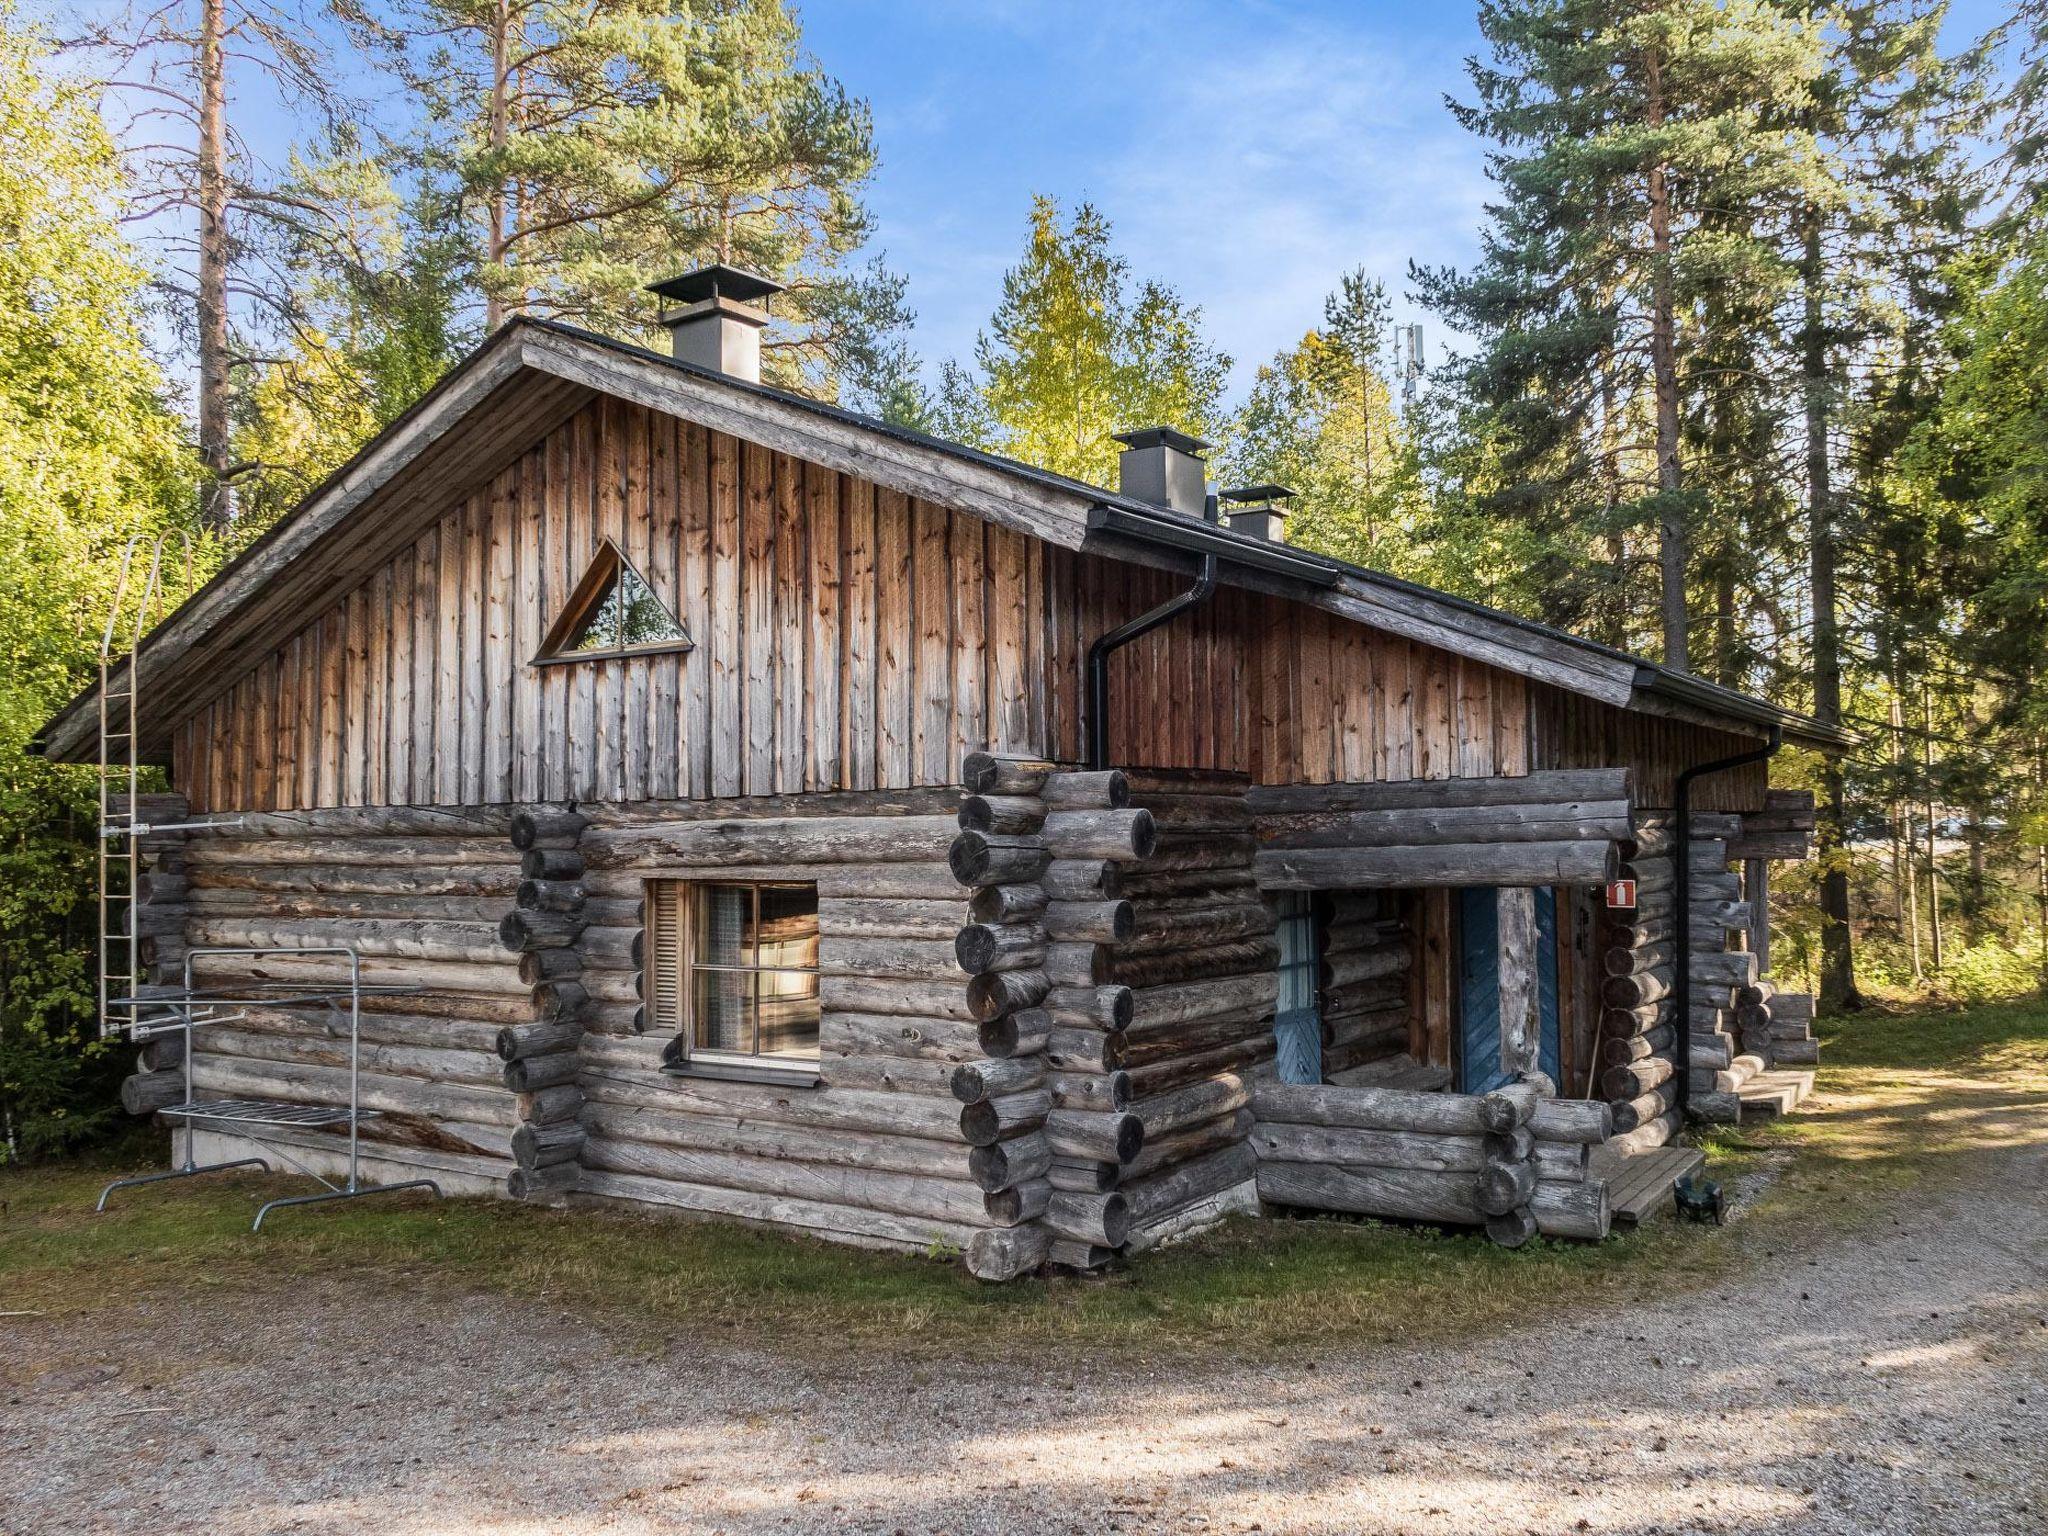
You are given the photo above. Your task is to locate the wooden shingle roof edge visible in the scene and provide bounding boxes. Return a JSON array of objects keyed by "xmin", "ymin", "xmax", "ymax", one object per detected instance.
[{"xmin": 32, "ymin": 318, "xmax": 1855, "ymax": 763}]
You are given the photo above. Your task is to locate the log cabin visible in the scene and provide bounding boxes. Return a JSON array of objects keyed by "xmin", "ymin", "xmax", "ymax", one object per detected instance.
[{"xmin": 38, "ymin": 266, "xmax": 1846, "ymax": 1277}]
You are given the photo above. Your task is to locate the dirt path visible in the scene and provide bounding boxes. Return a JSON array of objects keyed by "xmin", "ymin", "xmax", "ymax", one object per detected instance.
[{"xmin": 5, "ymin": 1132, "xmax": 2044, "ymax": 1536}]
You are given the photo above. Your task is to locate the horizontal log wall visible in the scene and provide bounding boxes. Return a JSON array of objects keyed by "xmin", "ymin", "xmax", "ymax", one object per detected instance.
[
  {"xmin": 1317, "ymin": 893, "xmax": 1410, "ymax": 1079},
  {"xmin": 1112, "ymin": 769, "xmax": 1273, "ymax": 1252},
  {"xmin": 121, "ymin": 807, "xmax": 527, "ymax": 1175},
  {"xmin": 567, "ymin": 791, "xmax": 1028, "ymax": 1263},
  {"xmin": 1250, "ymin": 1079, "xmax": 1611, "ymax": 1244}
]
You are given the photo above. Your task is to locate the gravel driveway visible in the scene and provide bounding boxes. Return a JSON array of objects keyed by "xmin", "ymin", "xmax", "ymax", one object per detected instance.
[{"xmin": 5, "ymin": 1132, "xmax": 2044, "ymax": 1536}]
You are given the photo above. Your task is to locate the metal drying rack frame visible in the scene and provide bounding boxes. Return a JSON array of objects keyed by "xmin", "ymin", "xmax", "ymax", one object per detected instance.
[{"xmin": 96, "ymin": 946, "xmax": 445, "ymax": 1231}]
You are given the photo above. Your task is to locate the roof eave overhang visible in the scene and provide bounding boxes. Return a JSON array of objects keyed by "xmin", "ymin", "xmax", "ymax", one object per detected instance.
[{"xmin": 1627, "ymin": 665, "xmax": 1857, "ymax": 753}]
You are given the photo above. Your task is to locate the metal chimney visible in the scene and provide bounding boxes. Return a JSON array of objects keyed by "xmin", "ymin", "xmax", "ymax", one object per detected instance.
[
  {"xmin": 1112, "ymin": 427, "xmax": 1211, "ymax": 518},
  {"xmin": 1220, "ymin": 484, "xmax": 1296, "ymax": 542},
  {"xmin": 646, "ymin": 264, "xmax": 784, "ymax": 383}
]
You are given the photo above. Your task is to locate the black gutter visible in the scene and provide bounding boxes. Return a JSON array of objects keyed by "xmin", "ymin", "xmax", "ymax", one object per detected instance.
[
  {"xmin": 1086, "ymin": 498, "xmax": 1223, "ymax": 771},
  {"xmin": 1086, "ymin": 501, "xmax": 1342, "ymax": 590},
  {"xmin": 1673, "ymin": 725, "xmax": 1783, "ymax": 1118}
]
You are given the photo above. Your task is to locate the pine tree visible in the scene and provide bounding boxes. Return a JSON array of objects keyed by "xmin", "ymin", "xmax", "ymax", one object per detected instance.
[
  {"xmin": 74, "ymin": 0, "xmax": 358, "ymax": 533},
  {"xmin": 230, "ymin": 143, "xmax": 469, "ymax": 532},
  {"xmin": 374, "ymin": 0, "xmax": 906, "ymax": 394}
]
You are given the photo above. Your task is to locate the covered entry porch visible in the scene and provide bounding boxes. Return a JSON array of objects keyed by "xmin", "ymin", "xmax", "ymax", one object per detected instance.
[{"xmin": 1245, "ymin": 768, "xmax": 1633, "ymax": 1244}]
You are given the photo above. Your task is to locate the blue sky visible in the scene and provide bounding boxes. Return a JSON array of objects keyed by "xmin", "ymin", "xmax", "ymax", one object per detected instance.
[
  {"xmin": 802, "ymin": 0, "xmax": 1494, "ymax": 391},
  {"xmin": 799, "ymin": 0, "xmax": 2013, "ymax": 395}
]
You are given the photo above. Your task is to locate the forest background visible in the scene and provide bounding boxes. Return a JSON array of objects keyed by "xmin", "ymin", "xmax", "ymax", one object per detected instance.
[{"xmin": 4, "ymin": 0, "xmax": 2045, "ymax": 1156}]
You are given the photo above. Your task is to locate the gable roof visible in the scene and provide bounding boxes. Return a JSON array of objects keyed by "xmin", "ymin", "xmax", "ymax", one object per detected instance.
[{"xmin": 33, "ymin": 318, "xmax": 1852, "ymax": 764}]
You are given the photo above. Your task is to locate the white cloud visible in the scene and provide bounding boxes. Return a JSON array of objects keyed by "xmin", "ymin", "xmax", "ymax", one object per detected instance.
[{"xmin": 855, "ymin": 3, "xmax": 1493, "ymax": 396}]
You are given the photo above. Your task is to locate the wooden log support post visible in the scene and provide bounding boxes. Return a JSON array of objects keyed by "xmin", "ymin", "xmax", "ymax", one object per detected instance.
[{"xmin": 1496, "ymin": 887, "xmax": 1540, "ymax": 1079}]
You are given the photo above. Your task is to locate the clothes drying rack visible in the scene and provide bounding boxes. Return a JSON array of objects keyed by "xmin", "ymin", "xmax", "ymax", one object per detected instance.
[{"xmin": 96, "ymin": 946, "xmax": 445, "ymax": 1231}]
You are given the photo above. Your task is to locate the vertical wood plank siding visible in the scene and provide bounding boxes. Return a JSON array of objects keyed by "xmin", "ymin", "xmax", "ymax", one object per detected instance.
[
  {"xmin": 1526, "ymin": 683, "xmax": 1768, "ymax": 813},
  {"xmin": 172, "ymin": 398, "xmax": 1555, "ymax": 811}
]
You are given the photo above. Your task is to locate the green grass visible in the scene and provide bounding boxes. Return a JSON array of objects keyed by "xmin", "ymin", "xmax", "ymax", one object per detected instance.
[{"xmin": 4, "ymin": 999, "xmax": 2040, "ymax": 1358}]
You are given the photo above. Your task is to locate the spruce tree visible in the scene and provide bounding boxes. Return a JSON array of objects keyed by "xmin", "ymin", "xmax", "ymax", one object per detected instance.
[{"xmin": 1417, "ymin": 0, "xmax": 1824, "ymax": 669}]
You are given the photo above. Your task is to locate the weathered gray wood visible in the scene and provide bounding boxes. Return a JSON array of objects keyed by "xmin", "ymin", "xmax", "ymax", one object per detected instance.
[
  {"xmin": 1121, "ymin": 1141, "xmax": 1256, "ymax": 1224},
  {"xmin": 574, "ymin": 1166, "xmax": 985, "ymax": 1254},
  {"xmin": 950, "ymin": 1057, "xmax": 1048, "ymax": 1104},
  {"xmin": 1257, "ymin": 1159, "xmax": 1485, "ymax": 1225},
  {"xmin": 1258, "ymin": 799, "xmax": 1631, "ymax": 849},
  {"xmin": 1246, "ymin": 769, "xmax": 1629, "ymax": 816},
  {"xmin": 1527, "ymin": 1097, "xmax": 1614, "ymax": 1145},
  {"xmin": 1530, "ymin": 1178, "xmax": 1609, "ymax": 1239},
  {"xmin": 579, "ymin": 1136, "xmax": 990, "ymax": 1226},
  {"xmin": 983, "ymin": 1177, "xmax": 1051, "ymax": 1225},
  {"xmin": 958, "ymin": 1088, "xmax": 1052, "ymax": 1146},
  {"xmin": 1475, "ymin": 1157, "xmax": 1537, "ymax": 1216},
  {"xmin": 948, "ymin": 831, "xmax": 1050, "ymax": 886},
  {"xmin": 1042, "ymin": 770, "xmax": 1129, "ymax": 809},
  {"xmin": 960, "ymin": 752, "xmax": 1054, "ymax": 795},
  {"xmin": 511, "ymin": 1120, "xmax": 586, "ymax": 1169},
  {"xmin": 121, "ymin": 1071, "xmax": 186, "ymax": 1115},
  {"xmin": 1042, "ymin": 808, "xmax": 1156, "ymax": 862},
  {"xmin": 1496, "ymin": 886, "xmax": 1540, "ymax": 1078},
  {"xmin": 582, "ymin": 816, "xmax": 955, "ymax": 870},
  {"xmin": 957, "ymin": 794, "xmax": 1046, "ymax": 835},
  {"xmin": 1249, "ymin": 1120, "xmax": 1492, "ymax": 1173},
  {"xmin": 1250, "ymin": 1080, "xmax": 1524, "ymax": 1136},
  {"xmin": 1042, "ymin": 1108, "xmax": 1144, "ymax": 1163},
  {"xmin": 967, "ymin": 1131, "xmax": 1051, "ymax": 1192},
  {"xmin": 1044, "ymin": 1189, "xmax": 1130, "ymax": 1247},
  {"xmin": 1257, "ymin": 840, "xmax": 1616, "ymax": 890},
  {"xmin": 968, "ymin": 884, "xmax": 1046, "ymax": 925},
  {"xmin": 964, "ymin": 1223, "xmax": 1049, "ymax": 1281}
]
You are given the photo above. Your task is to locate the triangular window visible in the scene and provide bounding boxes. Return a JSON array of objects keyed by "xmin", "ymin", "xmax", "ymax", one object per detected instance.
[{"xmin": 535, "ymin": 538, "xmax": 691, "ymax": 664}]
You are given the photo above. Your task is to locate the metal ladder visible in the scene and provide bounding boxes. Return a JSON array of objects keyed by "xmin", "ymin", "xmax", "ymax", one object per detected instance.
[{"xmin": 92, "ymin": 534, "xmax": 443, "ymax": 1229}]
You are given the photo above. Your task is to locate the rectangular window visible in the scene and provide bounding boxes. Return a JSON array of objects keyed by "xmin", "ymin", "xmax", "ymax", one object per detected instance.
[
  {"xmin": 1273, "ymin": 891, "xmax": 1323, "ymax": 1085},
  {"xmin": 647, "ymin": 880, "xmax": 820, "ymax": 1077}
]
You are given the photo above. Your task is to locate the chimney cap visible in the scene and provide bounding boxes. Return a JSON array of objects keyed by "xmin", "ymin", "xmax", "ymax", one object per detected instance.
[
  {"xmin": 1111, "ymin": 426, "xmax": 1211, "ymax": 456},
  {"xmin": 646, "ymin": 264, "xmax": 785, "ymax": 309},
  {"xmin": 1220, "ymin": 483, "xmax": 1296, "ymax": 505}
]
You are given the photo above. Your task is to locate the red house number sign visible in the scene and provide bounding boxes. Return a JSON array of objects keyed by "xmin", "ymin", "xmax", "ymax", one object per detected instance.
[{"xmin": 1605, "ymin": 879, "xmax": 1638, "ymax": 910}]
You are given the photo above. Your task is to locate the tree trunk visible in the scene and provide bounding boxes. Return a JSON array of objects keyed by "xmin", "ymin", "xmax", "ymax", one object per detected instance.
[
  {"xmin": 484, "ymin": 0, "xmax": 512, "ymax": 329},
  {"xmin": 195, "ymin": 0, "xmax": 231, "ymax": 534},
  {"xmin": 1646, "ymin": 48, "xmax": 1687, "ymax": 671},
  {"xmin": 1804, "ymin": 210, "xmax": 1858, "ymax": 1012}
]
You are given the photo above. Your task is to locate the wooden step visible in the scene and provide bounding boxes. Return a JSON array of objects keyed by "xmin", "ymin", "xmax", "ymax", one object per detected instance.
[
  {"xmin": 1738, "ymin": 1068, "xmax": 1814, "ymax": 1121},
  {"xmin": 1586, "ymin": 1142, "xmax": 1705, "ymax": 1227}
]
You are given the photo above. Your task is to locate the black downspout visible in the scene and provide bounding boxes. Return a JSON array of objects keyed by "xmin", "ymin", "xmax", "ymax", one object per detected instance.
[
  {"xmin": 1085, "ymin": 498, "xmax": 1221, "ymax": 771},
  {"xmin": 1673, "ymin": 724, "xmax": 1782, "ymax": 1118}
]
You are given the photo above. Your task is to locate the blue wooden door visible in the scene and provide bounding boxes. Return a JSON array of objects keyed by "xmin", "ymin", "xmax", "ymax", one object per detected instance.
[{"xmin": 1457, "ymin": 886, "xmax": 1560, "ymax": 1093}]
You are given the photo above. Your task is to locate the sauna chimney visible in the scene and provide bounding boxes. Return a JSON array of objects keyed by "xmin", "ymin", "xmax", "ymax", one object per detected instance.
[
  {"xmin": 1112, "ymin": 427, "xmax": 1211, "ymax": 519},
  {"xmin": 1219, "ymin": 484, "xmax": 1296, "ymax": 542},
  {"xmin": 646, "ymin": 264, "xmax": 784, "ymax": 383}
]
